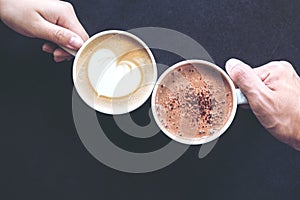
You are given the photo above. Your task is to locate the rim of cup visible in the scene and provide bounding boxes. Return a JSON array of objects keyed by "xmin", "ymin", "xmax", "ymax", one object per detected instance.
[
  {"xmin": 151, "ymin": 59, "xmax": 238, "ymax": 145},
  {"xmin": 72, "ymin": 30, "xmax": 157, "ymax": 115}
]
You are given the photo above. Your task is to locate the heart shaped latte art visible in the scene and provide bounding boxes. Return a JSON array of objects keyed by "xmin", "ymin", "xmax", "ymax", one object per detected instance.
[{"xmin": 87, "ymin": 49, "xmax": 142, "ymax": 98}]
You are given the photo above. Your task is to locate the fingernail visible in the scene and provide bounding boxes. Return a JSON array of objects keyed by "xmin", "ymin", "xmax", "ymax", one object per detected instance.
[
  {"xmin": 225, "ymin": 58, "xmax": 243, "ymax": 72},
  {"xmin": 69, "ymin": 36, "xmax": 84, "ymax": 49}
]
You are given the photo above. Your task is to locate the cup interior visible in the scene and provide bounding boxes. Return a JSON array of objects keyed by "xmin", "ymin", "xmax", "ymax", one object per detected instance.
[
  {"xmin": 72, "ymin": 30, "xmax": 157, "ymax": 115},
  {"xmin": 151, "ymin": 60, "xmax": 237, "ymax": 145}
]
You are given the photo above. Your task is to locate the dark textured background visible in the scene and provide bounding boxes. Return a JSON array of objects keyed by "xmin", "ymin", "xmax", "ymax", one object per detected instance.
[{"xmin": 0, "ymin": 0, "xmax": 300, "ymax": 199}]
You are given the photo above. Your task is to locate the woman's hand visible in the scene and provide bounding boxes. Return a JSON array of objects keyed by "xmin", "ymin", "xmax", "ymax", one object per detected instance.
[{"xmin": 0, "ymin": 0, "xmax": 89, "ymax": 62}]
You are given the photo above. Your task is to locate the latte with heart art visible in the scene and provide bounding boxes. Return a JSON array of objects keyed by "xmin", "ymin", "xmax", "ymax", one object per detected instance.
[
  {"xmin": 73, "ymin": 31, "xmax": 157, "ymax": 114},
  {"xmin": 87, "ymin": 48, "xmax": 143, "ymax": 98}
]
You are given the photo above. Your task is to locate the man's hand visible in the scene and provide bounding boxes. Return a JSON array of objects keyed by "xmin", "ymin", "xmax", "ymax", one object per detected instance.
[{"xmin": 226, "ymin": 58, "xmax": 300, "ymax": 150}]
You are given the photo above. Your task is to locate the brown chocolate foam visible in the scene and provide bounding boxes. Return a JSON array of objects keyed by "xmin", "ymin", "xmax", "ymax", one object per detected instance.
[{"xmin": 154, "ymin": 63, "xmax": 233, "ymax": 140}]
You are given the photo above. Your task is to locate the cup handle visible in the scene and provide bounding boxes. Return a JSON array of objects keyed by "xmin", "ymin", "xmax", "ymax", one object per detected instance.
[
  {"xmin": 59, "ymin": 45, "xmax": 78, "ymax": 57},
  {"xmin": 235, "ymin": 88, "xmax": 248, "ymax": 105}
]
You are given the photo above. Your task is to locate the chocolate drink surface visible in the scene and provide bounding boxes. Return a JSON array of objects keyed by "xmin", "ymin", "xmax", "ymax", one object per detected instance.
[{"xmin": 154, "ymin": 63, "xmax": 233, "ymax": 140}]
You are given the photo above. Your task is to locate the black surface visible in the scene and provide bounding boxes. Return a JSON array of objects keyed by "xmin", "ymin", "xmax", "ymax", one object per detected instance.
[{"xmin": 1, "ymin": 0, "xmax": 300, "ymax": 199}]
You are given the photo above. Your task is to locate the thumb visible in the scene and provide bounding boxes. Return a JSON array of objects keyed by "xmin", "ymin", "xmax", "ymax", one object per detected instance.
[
  {"xmin": 225, "ymin": 58, "xmax": 269, "ymax": 100},
  {"xmin": 37, "ymin": 19, "xmax": 84, "ymax": 50}
]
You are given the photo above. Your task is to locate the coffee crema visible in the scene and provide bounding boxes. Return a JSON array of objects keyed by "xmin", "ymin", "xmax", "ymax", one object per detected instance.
[
  {"xmin": 154, "ymin": 63, "xmax": 233, "ymax": 140},
  {"xmin": 74, "ymin": 33, "xmax": 156, "ymax": 113}
]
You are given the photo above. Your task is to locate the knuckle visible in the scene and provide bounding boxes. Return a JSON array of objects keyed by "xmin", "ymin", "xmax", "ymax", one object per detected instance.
[
  {"xmin": 280, "ymin": 61, "xmax": 293, "ymax": 69},
  {"xmin": 272, "ymin": 61, "xmax": 293, "ymax": 72},
  {"xmin": 274, "ymin": 63, "xmax": 286, "ymax": 72},
  {"xmin": 277, "ymin": 61, "xmax": 295, "ymax": 76},
  {"xmin": 62, "ymin": 1, "xmax": 74, "ymax": 11},
  {"xmin": 268, "ymin": 61, "xmax": 280, "ymax": 66},
  {"xmin": 54, "ymin": 29, "xmax": 65, "ymax": 43}
]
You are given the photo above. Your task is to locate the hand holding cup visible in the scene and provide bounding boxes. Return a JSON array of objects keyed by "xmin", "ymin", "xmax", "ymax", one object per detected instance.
[{"xmin": 226, "ymin": 58, "xmax": 300, "ymax": 150}]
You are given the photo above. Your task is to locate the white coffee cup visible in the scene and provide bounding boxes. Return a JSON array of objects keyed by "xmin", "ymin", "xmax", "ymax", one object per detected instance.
[
  {"xmin": 63, "ymin": 30, "xmax": 157, "ymax": 115},
  {"xmin": 151, "ymin": 60, "xmax": 247, "ymax": 145}
]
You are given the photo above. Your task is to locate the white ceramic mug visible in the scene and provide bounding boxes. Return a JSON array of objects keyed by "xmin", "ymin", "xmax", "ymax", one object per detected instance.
[
  {"xmin": 62, "ymin": 30, "xmax": 157, "ymax": 115},
  {"xmin": 151, "ymin": 60, "xmax": 247, "ymax": 145}
]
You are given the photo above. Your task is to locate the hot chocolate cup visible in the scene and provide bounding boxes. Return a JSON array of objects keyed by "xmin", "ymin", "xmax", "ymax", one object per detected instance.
[{"xmin": 151, "ymin": 60, "xmax": 247, "ymax": 145}]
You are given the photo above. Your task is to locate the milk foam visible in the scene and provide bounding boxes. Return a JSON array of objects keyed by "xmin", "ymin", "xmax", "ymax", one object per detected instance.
[{"xmin": 88, "ymin": 49, "xmax": 142, "ymax": 98}]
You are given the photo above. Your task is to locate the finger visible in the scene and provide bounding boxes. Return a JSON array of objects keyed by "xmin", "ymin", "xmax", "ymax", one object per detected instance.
[
  {"xmin": 253, "ymin": 65, "xmax": 271, "ymax": 81},
  {"xmin": 36, "ymin": 19, "xmax": 84, "ymax": 50},
  {"xmin": 42, "ymin": 44, "xmax": 73, "ymax": 62},
  {"xmin": 38, "ymin": 1, "xmax": 89, "ymax": 42},
  {"xmin": 57, "ymin": 8, "xmax": 89, "ymax": 42},
  {"xmin": 225, "ymin": 58, "xmax": 271, "ymax": 99},
  {"xmin": 252, "ymin": 61, "xmax": 283, "ymax": 81},
  {"xmin": 54, "ymin": 57, "xmax": 68, "ymax": 63},
  {"xmin": 53, "ymin": 48, "xmax": 73, "ymax": 58},
  {"xmin": 255, "ymin": 60, "xmax": 296, "ymax": 78},
  {"xmin": 54, "ymin": 55, "xmax": 73, "ymax": 61},
  {"xmin": 53, "ymin": 55, "xmax": 72, "ymax": 63},
  {"xmin": 54, "ymin": 1, "xmax": 89, "ymax": 41},
  {"xmin": 42, "ymin": 43, "xmax": 56, "ymax": 53},
  {"xmin": 253, "ymin": 61, "xmax": 290, "ymax": 91}
]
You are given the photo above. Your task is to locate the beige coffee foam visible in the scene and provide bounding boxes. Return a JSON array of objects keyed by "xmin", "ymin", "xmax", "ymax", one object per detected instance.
[{"xmin": 74, "ymin": 33, "xmax": 155, "ymax": 113}]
